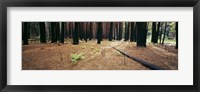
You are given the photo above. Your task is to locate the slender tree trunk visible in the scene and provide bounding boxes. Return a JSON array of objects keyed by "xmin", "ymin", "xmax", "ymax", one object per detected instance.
[
  {"xmin": 124, "ymin": 22, "xmax": 130, "ymax": 41},
  {"xmin": 162, "ymin": 22, "xmax": 167, "ymax": 45},
  {"xmin": 151, "ymin": 22, "xmax": 157, "ymax": 43},
  {"xmin": 97, "ymin": 22, "xmax": 102, "ymax": 44},
  {"xmin": 115, "ymin": 23, "xmax": 118, "ymax": 40},
  {"xmin": 130, "ymin": 22, "xmax": 136, "ymax": 42},
  {"xmin": 124, "ymin": 22, "xmax": 128, "ymax": 41},
  {"xmin": 27, "ymin": 23, "xmax": 30, "ymax": 39},
  {"xmin": 109, "ymin": 22, "xmax": 113, "ymax": 41},
  {"xmin": 65, "ymin": 22, "xmax": 68, "ymax": 39},
  {"xmin": 39, "ymin": 22, "xmax": 46, "ymax": 43},
  {"xmin": 119, "ymin": 22, "xmax": 123, "ymax": 40},
  {"xmin": 55, "ymin": 22, "xmax": 60, "ymax": 42},
  {"xmin": 127, "ymin": 22, "xmax": 130, "ymax": 41},
  {"xmin": 89, "ymin": 22, "xmax": 93, "ymax": 40},
  {"xmin": 51, "ymin": 22, "xmax": 56, "ymax": 43},
  {"xmin": 155, "ymin": 22, "xmax": 160, "ymax": 43},
  {"xmin": 136, "ymin": 22, "xmax": 148, "ymax": 47},
  {"xmin": 176, "ymin": 22, "xmax": 178, "ymax": 49},
  {"xmin": 133, "ymin": 22, "xmax": 137, "ymax": 42},
  {"xmin": 79, "ymin": 22, "xmax": 82, "ymax": 40},
  {"xmin": 73, "ymin": 22, "xmax": 79, "ymax": 44},
  {"xmin": 60, "ymin": 22, "xmax": 65, "ymax": 43},
  {"xmin": 69, "ymin": 22, "xmax": 72, "ymax": 38},
  {"xmin": 113, "ymin": 23, "xmax": 115, "ymax": 40},
  {"xmin": 159, "ymin": 23, "xmax": 164, "ymax": 44},
  {"xmin": 22, "ymin": 22, "xmax": 29, "ymax": 45},
  {"xmin": 84, "ymin": 22, "xmax": 88, "ymax": 42},
  {"xmin": 45, "ymin": 22, "xmax": 50, "ymax": 41}
]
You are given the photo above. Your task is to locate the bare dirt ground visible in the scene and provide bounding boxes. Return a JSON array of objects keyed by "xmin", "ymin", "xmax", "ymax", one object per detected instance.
[{"xmin": 22, "ymin": 40, "xmax": 178, "ymax": 70}]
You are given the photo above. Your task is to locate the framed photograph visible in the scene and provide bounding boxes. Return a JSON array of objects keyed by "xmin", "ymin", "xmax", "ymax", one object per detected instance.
[{"xmin": 0, "ymin": 0, "xmax": 199, "ymax": 92}]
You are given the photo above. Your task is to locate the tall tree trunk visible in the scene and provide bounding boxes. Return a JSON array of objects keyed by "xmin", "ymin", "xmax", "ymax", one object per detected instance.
[
  {"xmin": 39, "ymin": 22, "xmax": 46, "ymax": 43},
  {"xmin": 124, "ymin": 22, "xmax": 130, "ymax": 41},
  {"xmin": 109, "ymin": 22, "xmax": 113, "ymax": 41},
  {"xmin": 124, "ymin": 22, "xmax": 128, "ymax": 41},
  {"xmin": 130, "ymin": 22, "xmax": 136, "ymax": 42},
  {"xmin": 45, "ymin": 22, "xmax": 50, "ymax": 41},
  {"xmin": 65, "ymin": 22, "xmax": 68, "ymax": 39},
  {"xmin": 69, "ymin": 22, "xmax": 72, "ymax": 38},
  {"xmin": 127, "ymin": 22, "xmax": 130, "ymax": 41},
  {"xmin": 60, "ymin": 22, "xmax": 65, "ymax": 43},
  {"xmin": 27, "ymin": 23, "xmax": 30, "ymax": 39},
  {"xmin": 89, "ymin": 22, "xmax": 93, "ymax": 40},
  {"xmin": 55, "ymin": 22, "xmax": 60, "ymax": 42},
  {"xmin": 115, "ymin": 23, "xmax": 118, "ymax": 40},
  {"xmin": 119, "ymin": 22, "xmax": 123, "ymax": 40},
  {"xmin": 113, "ymin": 23, "xmax": 116, "ymax": 40},
  {"xmin": 175, "ymin": 22, "xmax": 178, "ymax": 49},
  {"xmin": 155, "ymin": 22, "xmax": 161, "ymax": 43},
  {"xmin": 79, "ymin": 22, "xmax": 82, "ymax": 40},
  {"xmin": 133, "ymin": 22, "xmax": 137, "ymax": 42},
  {"xmin": 97, "ymin": 22, "xmax": 102, "ymax": 44},
  {"xmin": 73, "ymin": 22, "xmax": 79, "ymax": 44},
  {"xmin": 136, "ymin": 22, "xmax": 148, "ymax": 47},
  {"xmin": 22, "ymin": 22, "xmax": 29, "ymax": 45},
  {"xmin": 162, "ymin": 22, "xmax": 167, "ymax": 44},
  {"xmin": 84, "ymin": 22, "xmax": 88, "ymax": 42},
  {"xmin": 151, "ymin": 22, "xmax": 157, "ymax": 43},
  {"xmin": 51, "ymin": 22, "xmax": 56, "ymax": 43},
  {"xmin": 159, "ymin": 23, "xmax": 164, "ymax": 44}
]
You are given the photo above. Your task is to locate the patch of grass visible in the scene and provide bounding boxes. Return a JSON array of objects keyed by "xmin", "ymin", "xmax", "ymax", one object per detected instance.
[{"xmin": 71, "ymin": 53, "xmax": 84, "ymax": 64}]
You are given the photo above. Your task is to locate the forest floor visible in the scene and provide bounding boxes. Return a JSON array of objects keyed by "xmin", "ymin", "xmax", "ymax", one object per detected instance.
[{"xmin": 22, "ymin": 40, "xmax": 178, "ymax": 70}]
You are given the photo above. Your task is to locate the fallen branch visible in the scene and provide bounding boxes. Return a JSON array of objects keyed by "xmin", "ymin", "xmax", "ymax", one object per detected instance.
[{"xmin": 113, "ymin": 47, "xmax": 165, "ymax": 70}]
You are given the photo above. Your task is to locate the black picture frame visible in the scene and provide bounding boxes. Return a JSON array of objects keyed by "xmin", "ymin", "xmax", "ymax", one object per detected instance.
[{"xmin": 0, "ymin": 0, "xmax": 199, "ymax": 92}]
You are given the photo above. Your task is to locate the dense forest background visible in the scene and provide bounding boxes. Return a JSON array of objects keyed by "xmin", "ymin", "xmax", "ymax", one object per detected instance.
[
  {"xmin": 22, "ymin": 22, "xmax": 178, "ymax": 70},
  {"xmin": 22, "ymin": 22, "xmax": 178, "ymax": 48}
]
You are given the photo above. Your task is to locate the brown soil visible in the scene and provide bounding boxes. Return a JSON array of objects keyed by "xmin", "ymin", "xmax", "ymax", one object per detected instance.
[{"xmin": 22, "ymin": 40, "xmax": 178, "ymax": 70}]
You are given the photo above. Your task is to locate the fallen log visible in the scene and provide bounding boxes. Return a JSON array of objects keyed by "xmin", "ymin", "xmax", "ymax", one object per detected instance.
[{"xmin": 113, "ymin": 47, "xmax": 165, "ymax": 70}]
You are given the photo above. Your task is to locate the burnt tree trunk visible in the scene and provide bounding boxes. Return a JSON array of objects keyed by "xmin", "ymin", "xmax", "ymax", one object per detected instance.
[
  {"xmin": 162, "ymin": 22, "xmax": 167, "ymax": 45},
  {"xmin": 130, "ymin": 22, "xmax": 136, "ymax": 42},
  {"xmin": 84, "ymin": 22, "xmax": 88, "ymax": 42},
  {"xmin": 97, "ymin": 22, "xmax": 102, "ymax": 44},
  {"xmin": 127, "ymin": 22, "xmax": 130, "ymax": 41},
  {"xmin": 151, "ymin": 22, "xmax": 157, "ymax": 43},
  {"xmin": 55, "ymin": 22, "xmax": 60, "ymax": 42},
  {"xmin": 79, "ymin": 22, "xmax": 83, "ymax": 40},
  {"xmin": 89, "ymin": 22, "xmax": 93, "ymax": 40},
  {"xmin": 22, "ymin": 22, "xmax": 29, "ymax": 45},
  {"xmin": 124, "ymin": 22, "xmax": 128, "ymax": 41},
  {"xmin": 51, "ymin": 22, "xmax": 56, "ymax": 43},
  {"xmin": 109, "ymin": 22, "xmax": 113, "ymax": 41},
  {"xmin": 159, "ymin": 23, "xmax": 164, "ymax": 44},
  {"xmin": 73, "ymin": 22, "xmax": 79, "ymax": 44},
  {"xmin": 119, "ymin": 22, "xmax": 123, "ymax": 40},
  {"xmin": 60, "ymin": 22, "xmax": 65, "ymax": 43},
  {"xmin": 176, "ymin": 22, "xmax": 178, "ymax": 49},
  {"xmin": 136, "ymin": 22, "xmax": 148, "ymax": 47},
  {"xmin": 39, "ymin": 22, "xmax": 46, "ymax": 43},
  {"xmin": 69, "ymin": 22, "xmax": 72, "ymax": 38},
  {"xmin": 155, "ymin": 22, "xmax": 161, "ymax": 43}
]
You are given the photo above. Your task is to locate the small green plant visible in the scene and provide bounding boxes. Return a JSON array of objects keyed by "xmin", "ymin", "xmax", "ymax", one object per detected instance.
[{"xmin": 71, "ymin": 53, "xmax": 84, "ymax": 64}]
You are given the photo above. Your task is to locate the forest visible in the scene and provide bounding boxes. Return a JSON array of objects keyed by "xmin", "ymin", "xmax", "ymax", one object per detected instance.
[{"xmin": 22, "ymin": 22, "xmax": 178, "ymax": 70}]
